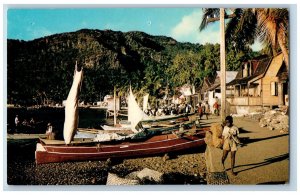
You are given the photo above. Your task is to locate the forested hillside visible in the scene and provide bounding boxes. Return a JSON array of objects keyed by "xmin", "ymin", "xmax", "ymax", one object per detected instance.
[{"xmin": 7, "ymin": 29, "xmax": 259, "ymax": 106}]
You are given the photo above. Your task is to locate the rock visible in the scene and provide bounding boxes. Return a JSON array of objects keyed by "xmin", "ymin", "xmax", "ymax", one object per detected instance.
[
  {"xmin": 106, "ymin": 172, "xmax": 139, "ymax": 185},
  {"xmin": 125, "ymin": 171, "xmax": 139, "ymax": 180},
  {"xmin": 136, "ymin": 168, "xmax": 163, "ymax": 183}
]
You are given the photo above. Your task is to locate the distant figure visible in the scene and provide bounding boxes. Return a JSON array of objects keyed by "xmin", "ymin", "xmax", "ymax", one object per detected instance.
[
  {"xmin": 201, "ymin": 102, "xmax": 208, "ymax": 120},
  {"xmin": 185, "ymin": 104, "xmax": 192, "ymax": 113},
  {"xmin": 46, "ymin": 123, "xmax": 55, "ymax": 140},
  {"xmin": 29, "ymin": 117, "xmax": 36, "ymax": 128},
  {"xmin": 197, "ymin": 103, "xmax": 203, "ymax": 119},
  {"xmin": 15, "ymin": 115, "xmax": 20, "ymax": 127},
  {"xmin": 22, "ymin": 119, "xmax": 29, "ymax": 126},
  {"xmin": 213, "ymin": 100, "xmax": 219, "ymax": 116},
  {"xmin": 30, "ymin": 117, "xmax": 35, "ymax": 125},
  {"xmin": 14, "ymin": 115, "xmax": 20, "ymax": 133},
  {"xmin": 204, "ymin": 101, "xmax": 210, "ymax": 116},
  {"xmin": 221, "ymin": 116, "xmax": 240, "ymax": 176}
]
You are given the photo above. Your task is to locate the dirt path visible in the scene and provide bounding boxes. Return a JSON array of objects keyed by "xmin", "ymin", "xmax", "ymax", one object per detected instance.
[{"xmin": 201, "ymin": 115, "xmax": 289, "ymax": 184}]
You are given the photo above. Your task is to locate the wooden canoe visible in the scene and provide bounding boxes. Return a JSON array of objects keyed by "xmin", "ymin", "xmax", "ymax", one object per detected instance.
[{"xmin": 35, "ymin": 128, "xmax": 208, "ymax": 164}]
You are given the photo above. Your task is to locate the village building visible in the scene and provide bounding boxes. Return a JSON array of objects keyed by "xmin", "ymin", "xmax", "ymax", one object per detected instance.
[{"xmin": 226, "ymin": 52, "xmax": 289, "ymax": 114}]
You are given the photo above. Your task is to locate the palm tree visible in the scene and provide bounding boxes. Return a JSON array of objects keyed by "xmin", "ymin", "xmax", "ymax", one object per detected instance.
[
  {"xmin": 201, "ymin": 8, "xmax": 289, "ymax": 69},
  {"xmin": 254, "ymin": 8, "xmax": 289, "ymax": 68}
]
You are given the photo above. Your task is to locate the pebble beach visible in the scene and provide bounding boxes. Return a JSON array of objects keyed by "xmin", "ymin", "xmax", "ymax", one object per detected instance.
[{"xmin": 7, "ymin": 138, "xmax": 207, "ymax": 185}]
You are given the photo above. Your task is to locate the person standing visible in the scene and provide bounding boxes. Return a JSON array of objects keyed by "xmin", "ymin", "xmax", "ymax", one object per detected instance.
[
  {"xmin": 14, "ymin": 115, "xmax": 20, "ymax": 132},
  {"xmin": 15, "ymin": 115, "xmax": 20, "ymax": 126},
  {"xmin": 213, "ymin": 98, "xmax": 219, "ymax": 116},
  {"xmin": 221, "ymin": 115, "xmax": 240, "ymax": 176},
  {"xmin": 46, "ymin": 123, "xmax": 55, "ymax": 140},
  {"xmin": 201, "ymin": 102, "xmax": 208, "ymax": 119},
  {"xmin": 197, "ymin": 103, "xmax": 203, "ymax": 119}
]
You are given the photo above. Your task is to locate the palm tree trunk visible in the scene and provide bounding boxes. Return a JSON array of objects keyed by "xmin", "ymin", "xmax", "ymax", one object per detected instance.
[{"xmin": 278, "ymin": 27, "xmax": 289, "ymax": 71}]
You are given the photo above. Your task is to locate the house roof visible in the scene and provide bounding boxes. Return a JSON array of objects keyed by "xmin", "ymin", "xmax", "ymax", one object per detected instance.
[
  {"xmin": 216, "ymin": 71, "xmax": 238, "ymax": 83},
  {"xmin": 206, "ymin": 71, "xmax": 238, "ymax": 91},
  {"xmin": 227, "ymin": 56, "xmax": 273, "ymax": 86},
  {"xmin": 200, "ymin": 75, "xmax": 216, "ymax": 93}
]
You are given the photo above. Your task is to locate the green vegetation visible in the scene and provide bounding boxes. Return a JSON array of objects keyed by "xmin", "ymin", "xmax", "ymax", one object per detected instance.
[
  {"xmin": 7, "ymin": 29, "xmax": 260, "ymax": 106},
  {"xmin": 200, "ymin": 8, "xmax": 289, "ymax": 68}
]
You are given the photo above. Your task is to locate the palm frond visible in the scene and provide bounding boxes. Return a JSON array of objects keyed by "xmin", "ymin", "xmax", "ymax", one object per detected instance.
[{"xmin": 199, "ymin": 8, "xmax": 219, "ymax": 31}]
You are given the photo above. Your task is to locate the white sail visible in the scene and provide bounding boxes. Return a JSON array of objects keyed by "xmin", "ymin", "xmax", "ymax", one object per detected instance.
[
  {"xmin": 63, "ymin": 65, "xmax": 83, "ymax": 144},
  {"xmin": 143, "ymin": 93, "xmax": 149, "ymax": 112},
  {"xmin": 128, "ymin": 87, "xmax": 147, "ymax": 132}
]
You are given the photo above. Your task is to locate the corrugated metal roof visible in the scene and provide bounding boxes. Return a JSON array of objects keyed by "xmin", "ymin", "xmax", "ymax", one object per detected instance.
[{"xmin": 216, "ymin": 71, "xmax": 238, "ymax": 83}]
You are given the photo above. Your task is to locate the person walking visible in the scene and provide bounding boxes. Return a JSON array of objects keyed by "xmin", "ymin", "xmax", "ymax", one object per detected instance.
[
  {"xmin": 213, "ymin": 99, "xmax": 219, "ymax": 116},
  {"xmin": 201, "ymin": 102, "xmax": 208, "ymax": 119},
  {"xmin": 221, "ymin": 115, "xmax": 240, "ymax": 176},
  {"xmin": 197, "ymin": 103, "xmax": 203, "ymax": 119}
]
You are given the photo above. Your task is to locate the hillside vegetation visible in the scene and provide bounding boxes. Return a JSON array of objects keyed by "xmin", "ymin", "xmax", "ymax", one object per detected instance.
[{"xmin": 7, "ymin": 29, "xmax": 259, "ymax": 106}]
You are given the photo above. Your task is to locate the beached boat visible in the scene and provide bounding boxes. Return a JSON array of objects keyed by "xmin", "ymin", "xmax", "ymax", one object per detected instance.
[
  {"xmin": 35, "ymin": 128, "xmax": 207, "ymax": 164},
  {"xmin": 102, "ymin": 86, "xmax": 196, "ymax": 131}
]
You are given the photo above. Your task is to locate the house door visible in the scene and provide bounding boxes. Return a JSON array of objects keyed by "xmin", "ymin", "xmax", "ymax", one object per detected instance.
[{"xmin": 282, "ymin": 82, "xmax": 288, "ymax": 106}]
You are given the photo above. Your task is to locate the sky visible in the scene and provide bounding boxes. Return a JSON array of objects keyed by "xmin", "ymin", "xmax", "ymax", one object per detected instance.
[{"xmin": 6, "ymin": 7, "xmax": 262, "ymax": 51}]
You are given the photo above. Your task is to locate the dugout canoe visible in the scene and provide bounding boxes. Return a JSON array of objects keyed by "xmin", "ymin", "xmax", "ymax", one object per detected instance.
[{"xmin": 35, "ymin": 128, "xmax": 207, "ymax": 164}]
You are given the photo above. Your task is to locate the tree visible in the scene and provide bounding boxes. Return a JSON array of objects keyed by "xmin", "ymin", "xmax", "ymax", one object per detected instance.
[
  {"xmin": 223, "ymin": 8, "xmax": 289, "ymax": 69},
  {"xmin": 254, "ymin": 8, "xmax": 289, "ymax": 69},
  {"xmin": 167, "ymin": 51, "xmax": 203, "ymax": 90}
]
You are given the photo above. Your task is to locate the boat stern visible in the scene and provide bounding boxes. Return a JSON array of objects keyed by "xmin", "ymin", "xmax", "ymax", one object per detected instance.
[{"xmin": 35, "ymin": 143, "xmax": 47, "ymax": 164}]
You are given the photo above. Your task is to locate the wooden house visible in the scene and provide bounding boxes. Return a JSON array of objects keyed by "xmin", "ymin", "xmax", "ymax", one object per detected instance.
[{"xmin": 227, "ymin": 53, "xmax": 289, "ymax": 114}]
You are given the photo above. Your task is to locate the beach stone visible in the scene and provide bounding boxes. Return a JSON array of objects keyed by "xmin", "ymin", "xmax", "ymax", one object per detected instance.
[
  {"xmin": 136, "ymin": 168, "xmax": 163, "ymax": 183},
  {"xmin": 258, "ymin": 109, "xmax": 289, "ymax": 132},
  {"xmin": 106, "ymin": 172, "xmax": 139, "ymax": 185}
]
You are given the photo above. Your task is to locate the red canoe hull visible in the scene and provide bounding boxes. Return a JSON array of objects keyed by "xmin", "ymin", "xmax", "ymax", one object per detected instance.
[{"xmin": 35, "ymin": 130, "xmax": 206, "ymax": 164}]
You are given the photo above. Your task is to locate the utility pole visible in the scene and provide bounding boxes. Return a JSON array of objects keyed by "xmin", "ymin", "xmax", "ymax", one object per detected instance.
[
  {"xmin": 114, "ymin": 86, "xmax": 117, "ymax": 126},
  {"xmin": 220, "ymin": 8, "xmax": 226, "ymax": 122}
]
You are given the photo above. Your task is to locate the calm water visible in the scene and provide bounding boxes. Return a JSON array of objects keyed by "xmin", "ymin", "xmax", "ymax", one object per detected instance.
[{"xmin": 7, "ymin": 107, "xmax": 112, "ymax": 134}]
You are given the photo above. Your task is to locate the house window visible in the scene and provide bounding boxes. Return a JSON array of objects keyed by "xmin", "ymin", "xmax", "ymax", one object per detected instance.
[{"xmin": 271, "ymin": 82, "xmax": 278, "ymax": 96}]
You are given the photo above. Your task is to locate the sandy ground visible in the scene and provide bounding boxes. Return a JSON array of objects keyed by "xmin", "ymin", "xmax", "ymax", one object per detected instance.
[{"xmin": 202, "ymin": 115, "xmax": 289, "ymax": 185}]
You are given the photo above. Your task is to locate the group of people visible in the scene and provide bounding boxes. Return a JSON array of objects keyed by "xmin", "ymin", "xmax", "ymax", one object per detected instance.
[
  {"xmin": 14, "ymin": 115, "xmax": 36, "ymax": 130},
  {"xmin": 197, "ymin": 101, "xmax": 210, "ymax": 119},
  {"xmin": 144, "ymin": 103, "xmax": 194, "ymax": 117}
]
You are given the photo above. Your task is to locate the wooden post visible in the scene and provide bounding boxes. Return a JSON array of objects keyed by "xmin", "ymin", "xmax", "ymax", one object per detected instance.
[
  {"xmin": 114, "ymin": 86, "xmax": 117, "ymax": 126},
  {"xmin": 220, "ymin": 8, "xmax": 226, "ymax": 122}
]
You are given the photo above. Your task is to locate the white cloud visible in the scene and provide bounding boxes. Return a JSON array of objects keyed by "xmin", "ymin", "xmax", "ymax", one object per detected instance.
[
  {"xmin": 171, "ymin": 11, "xmax": 201, "ymax": 38},
  {"xmin": 170, "ymin": 10, "xmax": 220, "ymax": 44},
  {"xmin": 195, "ymin": 28, "xmax": 220, "ymax": 45}
]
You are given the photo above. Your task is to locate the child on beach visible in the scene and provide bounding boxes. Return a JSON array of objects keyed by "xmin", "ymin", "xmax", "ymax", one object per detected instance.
[{"xmin": 221, "ymin": 115, "xmax": 240, "ymax": 176}]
